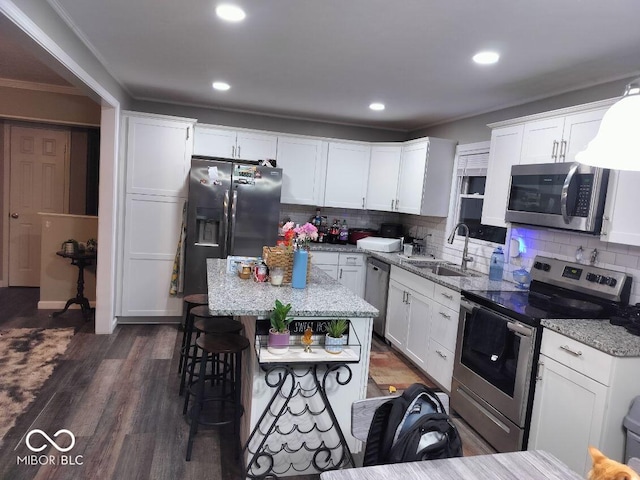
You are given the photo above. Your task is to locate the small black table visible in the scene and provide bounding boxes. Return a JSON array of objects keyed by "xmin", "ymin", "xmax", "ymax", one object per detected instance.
[{"xmin": 53, "ymin": 250, "xmax": 97, "ymax": 319}]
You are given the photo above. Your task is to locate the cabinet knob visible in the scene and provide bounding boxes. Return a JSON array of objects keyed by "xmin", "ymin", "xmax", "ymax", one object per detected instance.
[
  {"xmin": 441, "ymin": 292, "xmax": 453, "ymax": 300},
  {"xmin": 10, "ymin": 212, "xmax": 19, "ymax": 219},
  {"xmin": 436, "ymin": 350, "xmax": 447, "ymax": 359},
  {"xmin": 439, "ymin": 311, "xmax": 451, "ymax": 319}
]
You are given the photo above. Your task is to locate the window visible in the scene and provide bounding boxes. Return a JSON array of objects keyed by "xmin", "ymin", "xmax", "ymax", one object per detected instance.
[{"xmin": 453, "ymin": 145, "xmax": 507, "ymax": 244}]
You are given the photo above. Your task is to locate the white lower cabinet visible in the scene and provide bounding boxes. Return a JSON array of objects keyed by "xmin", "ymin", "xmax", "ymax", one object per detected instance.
[
  {"xmin": 528, "ymin": 329, "xmax": 640, "ymax": 476},
  {"xmin": 385, "ymin": 266, "xmax": 460, "ymax": 390},
  {"xmin": 310, "ymin": 251, "xmax": 365, "ymax": 298}
]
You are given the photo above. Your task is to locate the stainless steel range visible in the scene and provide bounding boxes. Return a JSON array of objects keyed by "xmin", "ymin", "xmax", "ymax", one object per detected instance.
[{"xmin": 451, "ymin": 255, "xmax": 633, "ymax": 453}]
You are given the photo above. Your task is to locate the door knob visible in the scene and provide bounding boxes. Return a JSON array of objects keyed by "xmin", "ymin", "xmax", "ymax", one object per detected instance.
[{"xmin": 10, "ymin": 212, "xmax": 19, "ymax": 219}]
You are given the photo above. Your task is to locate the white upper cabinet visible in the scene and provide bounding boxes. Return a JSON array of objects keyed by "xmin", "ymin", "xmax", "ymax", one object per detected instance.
[
  {"xmin": 193, "ymin": 125, "xmax": 277, "ymax": 161},
  {"xmin": 396, "ymin": 138, "xmax": 456, "ymax": 216},
  {"xmin": 277, "ymin": 136, "xmax": 326, "ymax": 206},
  {"xmin": 561, "ymin": 109, "xmax": 607, "ymax": 163},
  {"xmin": 601, "ymin": 169, "xmax": 640, "ymax": 246},
  {"xmin": 521, "ymin": 117, "xmax": 565, "ymax": 164},
  {"xmin": 520, "ymin": 109, "xmax": 606, "ymax": 164},
  {"xmin": 397, "ymin": 141, "xmax": 428, "ymax": 214},
  {"xmin": 324, "ymin": 141, "xmax": 371, "ymax": 209},
  {"xmin": 124, "ymin": 112, "xmax": 195, "ymax": 197},
  {"xmin": 365, "ymin": 144, "xmax": 402, "ymax": 212},
  {"xmin": 481, "ymin": 124, "xmax": 524, "ymax": 228}
]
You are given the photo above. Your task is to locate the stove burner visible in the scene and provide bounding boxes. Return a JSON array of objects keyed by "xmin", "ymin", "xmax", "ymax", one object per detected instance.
[{"xmin": 611, "ymin": 303, "xmax": 640, "ymax": 336}]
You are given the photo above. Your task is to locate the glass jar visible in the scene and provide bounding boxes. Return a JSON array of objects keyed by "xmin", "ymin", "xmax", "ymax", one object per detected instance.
[{"xmin": 270, "ymin": 267, "xmax": 285, "ymax": 286}]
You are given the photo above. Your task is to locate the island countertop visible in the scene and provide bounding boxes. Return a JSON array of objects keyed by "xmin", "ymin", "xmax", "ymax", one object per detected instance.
[{"xmin": 206, "ymin": 258, "xmax": 379, "ymax": 317}]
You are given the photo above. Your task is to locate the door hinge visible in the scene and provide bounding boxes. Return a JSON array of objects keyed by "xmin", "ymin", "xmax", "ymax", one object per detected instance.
[{"xmin": 186, "ymin": 127, "xmax": 190, "ymax": 140}]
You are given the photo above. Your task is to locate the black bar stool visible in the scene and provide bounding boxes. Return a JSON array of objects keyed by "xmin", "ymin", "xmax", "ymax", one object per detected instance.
[
  {"xmin": 178, "ymin": 294, "xmax": 208, "ymax": 375},
  {"xmin": 179, "ymin": 305, "xmax": 240, "ymax": 396},
  {"xmin": 182, "ymin": 315, "xmax": 244, "ymax": 412},
  {"xmin": 185, "ymin": 333, "xmax": 250, "ymax": 461}
]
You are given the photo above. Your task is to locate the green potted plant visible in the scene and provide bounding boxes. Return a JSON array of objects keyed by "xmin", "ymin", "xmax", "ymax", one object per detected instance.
[
  {"xmin": 267, "ymin": 299, "xmax": 293, "ymax": 355},
  {"xmin": 325, "ymin": 319, "xmax": 348, "ymax": 354}
]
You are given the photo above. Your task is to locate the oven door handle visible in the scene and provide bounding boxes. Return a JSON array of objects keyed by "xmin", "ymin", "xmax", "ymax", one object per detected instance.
[
  {"xmin": 507, "ymin": 322, "xmax": 532, "ymax": 337},
  {"xmin": 561, "ymin": 162, "xmax": 579, "ymax": 224}
]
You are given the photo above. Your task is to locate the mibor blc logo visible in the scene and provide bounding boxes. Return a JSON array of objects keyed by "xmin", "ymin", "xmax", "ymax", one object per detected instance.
[{"xmin": 17, "ymin": 429, "xmax": 84, "ymax": 466}]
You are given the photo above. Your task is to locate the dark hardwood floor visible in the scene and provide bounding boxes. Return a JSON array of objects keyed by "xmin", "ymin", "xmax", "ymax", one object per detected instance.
[{"xmin": 0, "ymin": 287, "xmax": 494, "ymax": 480}]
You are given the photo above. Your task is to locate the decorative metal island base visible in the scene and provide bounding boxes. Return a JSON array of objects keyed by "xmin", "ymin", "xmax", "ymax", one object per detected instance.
[{"xmin": 244, "ymin": 325, "xmax": 362, "ymax": 478}]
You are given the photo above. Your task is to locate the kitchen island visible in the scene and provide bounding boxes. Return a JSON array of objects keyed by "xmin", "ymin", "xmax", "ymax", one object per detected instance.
[{"xmin": 206, "ymin": 258, "xmax": 378, "ymax": 478}]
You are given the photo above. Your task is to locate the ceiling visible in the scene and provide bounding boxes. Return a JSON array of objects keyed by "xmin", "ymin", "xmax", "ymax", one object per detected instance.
[{"xmin": 6, "ymin": 1, "xmax": 640, "ymax": 131}]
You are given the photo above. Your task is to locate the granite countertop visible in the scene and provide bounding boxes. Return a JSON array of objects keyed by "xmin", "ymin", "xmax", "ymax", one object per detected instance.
[
  {"xmin": 309, "ymin": 243, "xmax": 362, "ymax": 253},
  {"xmin": 365, "ymin": 251, "xmax": 521, "ymax": 294},
  {"xmin": 206, "ymin": 258, "xmax": 378, "ymax": 317},
  {"xmin": 310, "ymin": 244, "xmax": 520, "ymax": 293},
  {"xmin": 541, "ymin": 318, "xmax": 640, "ymax": 357}
]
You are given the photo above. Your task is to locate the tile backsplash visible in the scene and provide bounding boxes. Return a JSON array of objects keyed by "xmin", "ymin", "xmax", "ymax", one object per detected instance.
[{"xmin": 281, "ymin": 205, "xmax": 640, "ymax": 304}]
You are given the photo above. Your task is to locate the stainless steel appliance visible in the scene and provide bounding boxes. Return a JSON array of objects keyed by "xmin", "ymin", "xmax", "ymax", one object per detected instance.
[
  {"xmin": 184, "ymin": 156, "xmax": 282, "ymax": 294},
  {"xmin": 451, "ymin": 255, "xmax": 632, "ymax": 453},
  {"xmin": 365, "ymin": 257, "xmax": 390, "ymax": 337},
  {"xmin": 505, "ymin": 162, "xmax": 609, "ymax": 233}
]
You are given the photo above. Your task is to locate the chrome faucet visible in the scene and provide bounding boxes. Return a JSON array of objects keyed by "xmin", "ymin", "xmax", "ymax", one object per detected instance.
[{"xmin": 447, "ymin": 223, "xmax": 474, "ymax": 271}]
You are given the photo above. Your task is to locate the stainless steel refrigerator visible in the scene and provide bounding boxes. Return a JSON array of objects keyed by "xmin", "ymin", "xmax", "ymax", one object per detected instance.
[{"xmin": 184, "ymin": 156, "xmax": 282, "ymax": 295}]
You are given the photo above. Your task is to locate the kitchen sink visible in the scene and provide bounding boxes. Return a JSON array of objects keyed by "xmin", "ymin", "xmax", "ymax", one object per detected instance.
[
  {"xmin": 430, "ymin": 265, "xmax": 468, "ymax": 277},
  {"xmin": 409, "ymin": 262, "xmax": 478, "ymax": 277}
]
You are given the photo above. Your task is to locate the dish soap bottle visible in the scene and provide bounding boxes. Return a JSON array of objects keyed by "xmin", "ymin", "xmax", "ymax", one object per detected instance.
[{"xmin": 489, "ymin": 247, "xmax": 504, "ymax": 281}]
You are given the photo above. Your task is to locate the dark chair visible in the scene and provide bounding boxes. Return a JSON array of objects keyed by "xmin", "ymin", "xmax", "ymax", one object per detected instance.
[
  {"xmin": 178, "ymin": 304, "xmax": 236, "ymax": 396},
  {"xmin": 185, "ymin": 333, "xmax": 250, "ymax": 461},
  {"xmin": 178, "ymin": 294, "xmax": 208, "ymax": 375}
]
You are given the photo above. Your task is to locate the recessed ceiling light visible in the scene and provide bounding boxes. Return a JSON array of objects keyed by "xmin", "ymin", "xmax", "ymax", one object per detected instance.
[
  {"xmin": 216, "ymin": 4, "xmax": 246, "ymax": 22},
  {"xmin": 473, "ymin": 51, "xmax": 500, "ymax": 65},
  {"xmin": 212, "ymin": 81, "xmax": 231, "ymax": 91},
  {"xmin": 369, "ymin": 102, "xmax": 385, "ymax": 111}
]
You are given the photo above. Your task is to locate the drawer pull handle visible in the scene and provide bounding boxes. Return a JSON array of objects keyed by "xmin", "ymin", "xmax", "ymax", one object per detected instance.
[
  {"xmin": 441, "ymin": 293, "xmax": 453, "ymax": 300},
  {"xmin": 436, "ymin": 350, "xmax": 447, "ymax": 359},
  {"xmin": 439, "ymin": 311, "xmax": 451, "ymax": 319},
  {"xmin": 560, "ymin": 345, "xmax": 583, "ymax": 356}
]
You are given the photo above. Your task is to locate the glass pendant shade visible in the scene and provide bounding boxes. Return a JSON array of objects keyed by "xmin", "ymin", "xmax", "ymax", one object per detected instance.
[{"xmin": 576, "ymin": 79, "xmax": 640, "ymax": 171}]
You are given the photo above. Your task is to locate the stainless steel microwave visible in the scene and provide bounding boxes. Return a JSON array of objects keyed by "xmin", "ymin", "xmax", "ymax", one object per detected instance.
[{"xmin": 505, "ymin": 162, "xmax": 609, "ymax": 233}]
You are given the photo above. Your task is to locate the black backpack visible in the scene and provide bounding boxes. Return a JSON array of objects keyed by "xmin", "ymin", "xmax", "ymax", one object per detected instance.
[{"xmin": 363, "ymin": 383, "xmax": 463, "ymax": 466}]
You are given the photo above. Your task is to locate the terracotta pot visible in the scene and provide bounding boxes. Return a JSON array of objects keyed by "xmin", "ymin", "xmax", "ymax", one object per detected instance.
[{"xmin": 267, "ymin": 328, "xmax": 290, "ymax": 355}]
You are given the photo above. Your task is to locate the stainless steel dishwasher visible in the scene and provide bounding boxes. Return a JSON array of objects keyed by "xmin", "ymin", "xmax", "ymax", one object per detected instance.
[{"xmin": 364, "ymin": 257, "xmax": 390, "ymax": 337}]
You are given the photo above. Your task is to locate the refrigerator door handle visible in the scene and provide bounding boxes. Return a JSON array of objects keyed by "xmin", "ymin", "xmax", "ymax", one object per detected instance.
[
  {"xmin": 230, "ymin": 190, "xmax": 238, "ymax": 254},
  {"xmin": 223, "ymin": 190, "xmax": 230, "ymax": 257}
]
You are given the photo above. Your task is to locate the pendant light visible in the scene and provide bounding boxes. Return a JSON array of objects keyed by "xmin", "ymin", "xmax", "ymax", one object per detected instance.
[{"xmin": 576, "ymin": 78, "xmax": 640, "ymax": 171}]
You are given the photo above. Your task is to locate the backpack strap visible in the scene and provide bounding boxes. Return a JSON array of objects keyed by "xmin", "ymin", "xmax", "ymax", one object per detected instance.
[{"xmin": 363, "ymin": 400, "xmax": 394, "ymax": 466}]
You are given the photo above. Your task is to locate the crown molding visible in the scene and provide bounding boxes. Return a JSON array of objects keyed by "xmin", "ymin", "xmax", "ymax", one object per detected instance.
[{"xmin": 0, "ymin": 77, "xmax": 84, "ymax": 96}]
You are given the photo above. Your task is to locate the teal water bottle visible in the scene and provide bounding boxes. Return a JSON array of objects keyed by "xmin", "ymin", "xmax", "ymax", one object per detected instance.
[
  {"xmin": 291, "ymin": 249, "xmax": 308, "ymax": 289},
  {"xmin": 489, "ymin": 247, "xmax": 504, "ymax": 281}
]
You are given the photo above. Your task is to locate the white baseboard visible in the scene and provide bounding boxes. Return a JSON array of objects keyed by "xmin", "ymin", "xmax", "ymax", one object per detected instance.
[
  {"xmin": 38, "ymin": 300, "xmax": 97, "ymax": 310},
  {"xmin": 117, "ymin": 316, "xmax": 181, "ymax": 325}
]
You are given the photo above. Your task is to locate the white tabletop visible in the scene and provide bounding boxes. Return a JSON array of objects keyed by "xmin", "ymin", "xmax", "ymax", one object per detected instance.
[{"xmin": 319, "ymin": 450, "xmax": 583, "ymax": 480}]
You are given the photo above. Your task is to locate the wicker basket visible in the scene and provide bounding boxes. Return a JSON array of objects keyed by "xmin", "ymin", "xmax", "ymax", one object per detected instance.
[{"xmin": 262, "ymin": 246, "xmax": 311, "ymax": 284}]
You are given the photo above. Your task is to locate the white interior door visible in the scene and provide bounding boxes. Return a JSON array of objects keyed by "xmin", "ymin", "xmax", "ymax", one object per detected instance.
[{"xmin": 9, "ymin": 126, "xmax": 69, "ymax": 286}]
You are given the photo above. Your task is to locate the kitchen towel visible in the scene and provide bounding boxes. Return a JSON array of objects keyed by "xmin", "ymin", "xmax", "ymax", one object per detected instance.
[
  {"xmin": 169, "ymin": 201, "xmax": 187, "ymax": 296},
  {"xmin": 467, "ymin": 307, "xmax": 508, "ymax": 363}
]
